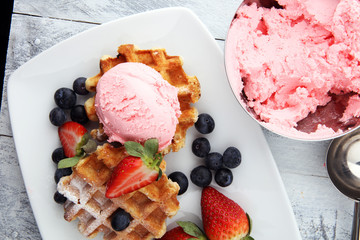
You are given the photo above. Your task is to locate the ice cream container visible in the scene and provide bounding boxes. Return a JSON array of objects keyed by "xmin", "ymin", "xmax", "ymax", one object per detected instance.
[{"xmin": 224, "ymin": 0, "xmax": 360, "ymax": 140}]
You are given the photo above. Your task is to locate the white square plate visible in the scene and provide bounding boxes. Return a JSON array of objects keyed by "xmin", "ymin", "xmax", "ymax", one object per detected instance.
[{"xmin": 8, "ymin": 7, "xmax": 301, "ymax": 239}]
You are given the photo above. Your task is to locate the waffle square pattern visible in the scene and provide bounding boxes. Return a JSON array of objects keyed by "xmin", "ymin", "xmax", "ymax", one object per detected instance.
[{"xmin": 58, "ymin": 144, "xmax": 180, "ymax": 240}]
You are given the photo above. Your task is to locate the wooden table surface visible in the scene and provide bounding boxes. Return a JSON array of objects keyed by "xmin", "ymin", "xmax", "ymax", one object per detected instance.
[{"xmin": 0, "ymin": 1, "xmax": 354, "ymax": 239}]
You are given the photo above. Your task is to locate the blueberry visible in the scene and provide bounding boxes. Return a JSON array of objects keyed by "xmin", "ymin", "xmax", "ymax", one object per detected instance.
[
  {"xmin": 223, "ymin": 147, "xmax": 242, "ymax": 169},
  {"xmin": 52, "ymin": 147, "xmax": 66, "ymax": 164},
  {"xmin": 192, "ymin": 137, "xmax": 211, "ymax": 158},
  {"xmin": 195, "ymin": 113, "xmax": 215, "ymax": 134},
  {"xmin": 49, "ymin": 107, "xmax": 66, "ymax": 126},
  {"xmin": 54, "ymin": 87, "xmax": 77, "ymax": 109},
  {"xmin": 205, "ymin": 152, "xmax": 223, "ymax": 170},
  {"xmin": 54, "ymin": 168, "xmax": 72, "ymax": 184},
  {"xmin": 111, "ymin": 208, "xmax": 132, "ymax": 231},
  {"xmin": 215, "ymin": 168, "xmax": 233, "ymax": 187},
  {"xmin": 190, "ymin": 166, "xmax": 212, "ymax": 188},
  {"xmin": 168, "ymin": 171, "xmax": 189, "ymax": 195},
  {"xmin": 70, "ymin": 105, "xmax": 89, "ymax": 124},
  {"xmin": 54, "ymin": 191, "xmax": 67, "ymax": 204},
  {"xmin": 73, "ymin": 77, "xmax": 89, "ymax": 95}
]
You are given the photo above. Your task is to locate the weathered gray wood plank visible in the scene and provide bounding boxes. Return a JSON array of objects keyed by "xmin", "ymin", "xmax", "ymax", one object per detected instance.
[
  {"xmin": 0, "ymin": 136, "xmax": 41, "ymax": 239},
  {"xmin": 264, "ymin": 129, "xmax": 332, "ymax": 177},
  {"xmin": 13, "ymin": 0, "xmax": 240, "ymax": 40},
  {"xmin": 281, "ymin": 171, "xmax": 353, "ymax": 240},
  {"xmin": 1, "ymin": 14, "xmax": 94, "ymax": 136}
]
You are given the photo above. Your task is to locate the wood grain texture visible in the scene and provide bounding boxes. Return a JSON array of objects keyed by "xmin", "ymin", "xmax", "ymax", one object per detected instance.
[
  {"xmin": 265, "ymin": 128, "xmax": 353, "ymax": 239},
  {"xmin": 281, "ymin": 171, "xmax": 353, "ymax": 240},
  {"xmin": 0, "ymin": 136, "xmax": 41, "ymax": 239},
  {"xmin": 264, "ymin": 129, "xmax": 332, "ymax": 177},
  {"xmin": 1, "ymin": 14, "xmax": 94, "ymax": 136},
  {"xmin": 0, "ymin": 1, "xmax": 355, "ymax": 239},
  {"xmin": 13, "ymin": 0, "xmax": 240, "ymax": 40}
]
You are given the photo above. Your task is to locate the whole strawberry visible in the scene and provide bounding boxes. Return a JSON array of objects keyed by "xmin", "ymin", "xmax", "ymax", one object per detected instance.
[
  {"xmin": 160, "ymin": 221, "xmax": 207, "ymax": 240},
  {"xmin": 201, "ymin": 186, "xmax": 253, "ymax": 240}
]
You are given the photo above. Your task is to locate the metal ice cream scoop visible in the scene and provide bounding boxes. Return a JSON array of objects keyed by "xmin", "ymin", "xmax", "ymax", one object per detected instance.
[{"xmin": 327, "ymin": 128, "xmax": 360, "ymax": 240}]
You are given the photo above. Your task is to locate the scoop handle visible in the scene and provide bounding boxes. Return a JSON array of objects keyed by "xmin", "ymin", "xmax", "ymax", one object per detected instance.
[{"xmin": 352, "ymin": 201, "xmax": 360, "ymax": 240}]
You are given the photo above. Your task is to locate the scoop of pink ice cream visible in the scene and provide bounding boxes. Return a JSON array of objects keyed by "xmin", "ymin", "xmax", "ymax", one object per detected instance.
[
  {"xmin": 225, "ymin": 0, "xmax": 360, "ymax": 139},
  {"xmin": 95, "ymin": 62, "xmax": 181, "ymax": 150}
]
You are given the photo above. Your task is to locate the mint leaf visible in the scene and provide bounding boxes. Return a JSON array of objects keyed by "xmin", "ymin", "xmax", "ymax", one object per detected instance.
[
  {"xmin": 58, "ymin": 155, "xmax": 82, "ymax": 169},
  {"xmin": 177, "ymin": 221, "xmax": 206, "ymax": 239},
  {"xmin": 144, "ymin": 138, "xmax": 159, "ymax": 157},
  {"xmin": 124, "ymin": 141, "xmax": 144, "ymax": 157}
]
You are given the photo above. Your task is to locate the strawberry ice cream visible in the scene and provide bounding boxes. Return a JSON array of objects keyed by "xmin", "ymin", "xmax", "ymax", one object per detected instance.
[
  {"xmin": 225, "ymin": 0, "xmax": 360, "ymax": 139},
  {"xmin": 95, "ymin": 62, "xmax": 181, "ymax": 150}
]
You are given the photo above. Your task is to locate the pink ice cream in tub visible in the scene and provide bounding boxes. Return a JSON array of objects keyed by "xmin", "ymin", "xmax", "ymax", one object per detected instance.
[
  {"xmin": 95, "ymin": 62, "xmax": 181, "ymax": 150},
  {"xmin": 225, "ymin": 0, "xmax": 360, "ymax": 140}
]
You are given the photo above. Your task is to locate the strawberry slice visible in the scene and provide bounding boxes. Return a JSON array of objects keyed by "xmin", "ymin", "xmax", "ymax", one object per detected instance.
[
  {"xmin": 105, "ymin": 156, "xmax": 159, "ymax": 198},
  {"xmin": 201, "ymin": 186, "xmax": 253, "ymax": 240},
  {"xmin": 58, "ymin": 121, "xmax": 88, "ymax": 158},
  {"xmin": 105, "ymin": 139, "xmax": 163, "ymax": 198}
]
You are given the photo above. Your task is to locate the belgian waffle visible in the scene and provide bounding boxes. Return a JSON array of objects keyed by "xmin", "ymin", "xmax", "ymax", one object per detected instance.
[
  {"xmin": 57, "ymin": 143, "xmax": 180, "ymax": 240},
  {"xmin": 84, "ymin": 44, "xmax": 201, "ymax": 153}
]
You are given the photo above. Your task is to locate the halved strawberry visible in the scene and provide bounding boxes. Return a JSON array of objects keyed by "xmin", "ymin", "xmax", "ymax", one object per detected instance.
[
  {"xmin": 201, "ymin": 186, "xmax": 253, "ymax": 240},
  {"xmin": 58, "ymin": 121, "xmax": 88, "ymax": 158},
  {"xmin": 105, "ymin": 139, "xmax": 163, "ymax": 198}
]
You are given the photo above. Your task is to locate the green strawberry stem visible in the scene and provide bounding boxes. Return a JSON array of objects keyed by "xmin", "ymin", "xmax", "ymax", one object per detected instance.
[
  {"xmin": 76, "ymin": 132, "xmax": 90, "ymax": 155},
  {"xmin": 243, "ymin": 236, "xmax": 255, "ymax": 240},
  {"xmin": 124, "ymin": 139, "xmax": 163, "ymax": 178},
  {"xmin": 82, "ymin": 139, "xmax": 97, "ymax": 153},
  {"xmin": 144, "ymin": 138, "xmax": 159, "ymax": 156},
  {"xmin": 176, "ymin": 221, "xmax": 208, "ymax": 240},
  {"xmin": 242, "ymin": 213, "xmax": 254, "ymax": 240},
  {"xmin": 247, "ymin": 213, "xmax": 252, "ymax": 235},
  {"xmin": 157, "ymin": 168, "xmax": 163, "ymax": 181},
  {"xmin": 124, "ymin": 141, "xmax": 145, "ymax": 157}
]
